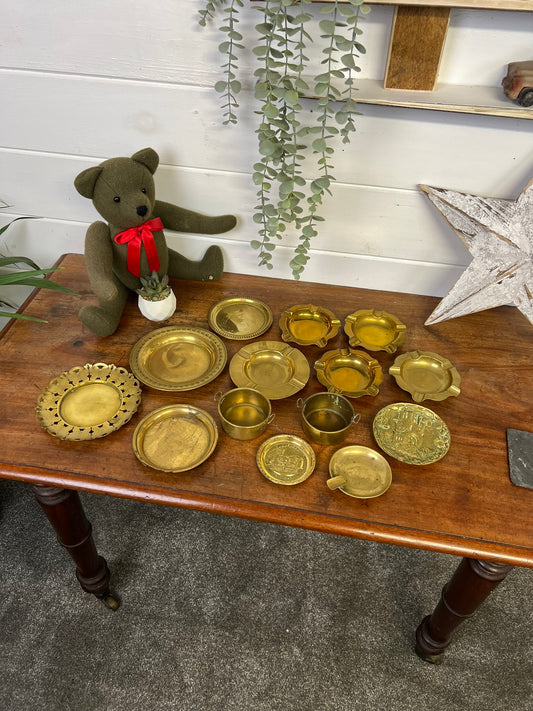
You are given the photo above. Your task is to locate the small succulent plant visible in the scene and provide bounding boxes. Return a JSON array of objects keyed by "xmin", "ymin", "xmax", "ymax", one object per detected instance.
[{"xmin": 136, "ymin": 271, "xmax": 172, "ymax": 301}]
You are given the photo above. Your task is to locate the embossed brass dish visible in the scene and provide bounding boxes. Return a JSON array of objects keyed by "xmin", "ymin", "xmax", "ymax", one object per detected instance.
[
  {"xmin": 314, "ymin": 348, "xmax": 383, "ymax": 398},
  {"xmin": 208, "ymin": 297, "xmax": 273, "ymax": 340},
  {"xmin": 279, "ymin": 304, "xmax": 341, "ymax": 347},
  {"xmin": 256, "ymin": 434, "xmax": 316, "ymax": 485},
  {"xmin": 344, "ymin": 309, "xmax": 406, "ymax": 353},
  {"xmin": 132, "ymin": 404, "xmax": 218, "ymax": 472},
  {"xmin": 327, "ymin": 445, "xmax": 392, "ymax": 499},
  {"xmin": 129, "ymin": 326, "xmax": 227, "ymax": 391},
  {"xmin": 229, "ymin": 340, "xmax": 310, "ymax": 399},
  {"xmin": 36, "ymin": 363, "xmax": 142, "ymax": 441},
  {"xmin": 389, "ymin": 350, "xmax": 461, "ymax": 402},
  {"xmin": 373, "ymin": 403, "xmax": 450, "ymax": 465}
]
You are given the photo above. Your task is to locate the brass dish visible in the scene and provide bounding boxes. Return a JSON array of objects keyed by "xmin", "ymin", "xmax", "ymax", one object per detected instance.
[
  {"xmin": 389, "ymin": 350, "xmax": 461, "ymax": 402},
  {"xmin": 208, "ymin": 297, "xmax": 273, "ymax": 340},
  {"xmin": 314, "ymin": 348, "xmax": 383, "ymax": 398},
  {"xmin": 373, "ymin": 402, "xmax": 450, "ymax": 465},
  {"xmin": 256, "ymin": 434, "xmax": 316, "ymax": 485},
  {"xmin": 129, "ymin": 326, "xmax": 227, "ymax": 391},
  {"xmin": 344, "ymin": 309, "xmax": 406, "ymax": 353},
  {"xmin": 36, "ymin": 363, "xmax": 142, "ymax": 441},
  {"xmin": 132, "ymin": 404, "xmax": 218, "ymax": 472},
  {"xmin": 327, "ymin": 445, "xmax": 392, "ymax": 499},
  {"xmin": 279, "ymin": 304, "xmax": 341, "ymax": 347},
  {"xmin": 229, "ymin": 340, "xmax": 310, "ymax": 399},
  {"xmin": 216, "ymin": 387, "xmax": 273, "ymax": 441}
]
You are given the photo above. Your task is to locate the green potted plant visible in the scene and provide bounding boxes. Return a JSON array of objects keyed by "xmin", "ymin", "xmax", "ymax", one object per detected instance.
[{"xmin": 136, "ymin": 270, "xmax": 177, "ymax": 322}]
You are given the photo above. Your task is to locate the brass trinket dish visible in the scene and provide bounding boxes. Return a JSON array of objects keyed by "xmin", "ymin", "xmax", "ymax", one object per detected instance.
[
  {"xmin": 344, "ymin": 309, "xmax": 406, "ymax": 353},
  {"xmin": 389, "ymin": 350, "xmax": 461, "ymax": 402},
  {"xmin": 279, "ymin": 304, "xmax": 341, "ymax": 347},
  {"xmin": 314, "ymin": 348, "xmax": 383, "ymax": 398},
  {"xmin": 256, "ymin": 434, "xmax": 316, "ymax": 485},
  {"xmin": 208, "ymin": 297, "xmax": 273, "ymax": 340},
  {"xmin": 327, "ymin": 445, "xmax": 392, "ymax": 499}
]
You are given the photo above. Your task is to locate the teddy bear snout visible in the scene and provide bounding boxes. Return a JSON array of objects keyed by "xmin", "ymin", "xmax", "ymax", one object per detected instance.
[{"xmin": 136, "ymin": 205, "xmax": 148, "ymax": 217}]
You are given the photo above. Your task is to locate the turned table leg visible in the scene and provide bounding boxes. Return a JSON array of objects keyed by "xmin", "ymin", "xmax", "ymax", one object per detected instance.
[
  {"xmin": 415, "ymin": 557, "xmax": 512, "ymax": 663},
  {"xmin": 31, "ymin": 484, "xmax": 120, "ymax": 610}
]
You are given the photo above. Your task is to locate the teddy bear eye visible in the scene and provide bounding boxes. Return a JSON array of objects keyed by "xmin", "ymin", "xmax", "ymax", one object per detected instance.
[
  {"xmin": 113, "ymin": 196, "xmax": 121, "ymax": 203},
  {"xmin": 141, "ymin": 188, "xmax": 147, "ymax": 194}
]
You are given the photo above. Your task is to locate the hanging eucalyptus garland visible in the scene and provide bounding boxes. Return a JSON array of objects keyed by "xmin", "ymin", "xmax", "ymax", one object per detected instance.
[{"xmin": 199, "ymin": 0, "xmax": 370, "ymax": 279}]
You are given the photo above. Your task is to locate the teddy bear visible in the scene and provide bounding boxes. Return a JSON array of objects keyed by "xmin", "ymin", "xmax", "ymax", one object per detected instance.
[{"xmin": 74, "ymin": 147, "xmax": 237, "ymax": 336}]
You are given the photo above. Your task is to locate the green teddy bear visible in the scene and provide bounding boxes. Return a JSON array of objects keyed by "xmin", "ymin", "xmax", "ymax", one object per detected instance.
[{"xmin": 74, "ymin": 147, "xmax": 236, "ymax": 336}]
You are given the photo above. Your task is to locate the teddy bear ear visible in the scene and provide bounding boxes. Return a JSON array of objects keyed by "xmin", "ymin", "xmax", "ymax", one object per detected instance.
[
  {"xmin": 74, "ymin": 166, "xmax": 103, "ymax": 199},
  {"xmin": 131, "ymin": 147, "xmax": 159, "ymax": 175}
]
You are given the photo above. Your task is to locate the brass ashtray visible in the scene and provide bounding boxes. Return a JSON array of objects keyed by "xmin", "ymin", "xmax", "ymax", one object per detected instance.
[
  {"xmin": 132, "ymin": 404, "xmax": 218, "ymax": 472},
  {"xmin": 389, "ymin": 350, "xmax": 461, "ymax": 402},
  {"xmin": 256, "ymin": 434, "xmax": 316, "ymax": 486},
  {"xmin": 279, "ymin": 304, "xmax": 340, "ymax": 347},
  {"xmin": 327, "ymin": 445, "xmax": 392, "ymax": 499},
  {"xmin": 373, "ymin": 403, "xmax": 450, "ymax": 465},
  {"xmin": 314, "ymin": 348, "xmax": 383, "ymax": 398},
  {"xmin": 208, "ymin": 297, "xmax": 273, "ymax": 340},
  {"xmin": 344, "ymin": 309, "xmax": 406, "ymax": 353},
  {"xmin": 36, "ymin": 363, "xmax": 142, "ymax": 441},
  {"xmin": 129, "ymin": 326, "xmax": 227, "ymax": 391}
]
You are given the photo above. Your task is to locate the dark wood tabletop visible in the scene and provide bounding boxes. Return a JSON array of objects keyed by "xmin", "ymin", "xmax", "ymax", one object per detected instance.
[{"xmin": 1, "ymin": 253, "xmax": 532, "ymax": 567}]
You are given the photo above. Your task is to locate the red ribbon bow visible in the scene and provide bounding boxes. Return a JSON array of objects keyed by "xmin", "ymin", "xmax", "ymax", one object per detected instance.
[{"xmin": 114, "ymin": 218, "xmax": 163, "ymax": 277}]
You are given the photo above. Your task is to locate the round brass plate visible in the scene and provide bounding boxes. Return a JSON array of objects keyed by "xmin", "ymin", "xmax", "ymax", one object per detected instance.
[
  {"xmin": 373, "ymin": 403, "xmax": 451, "ymax": 465},
  {"xmin": 327, "ymin": 445, "xmax": 392, "ymax": 498},
  {"xmin": 132, "ymin": 404, "xmax": 218, "ymax": 472},
  {"xmin": 229, "ymin": 340, "xmax": 310, "ymax": 399},
  {"xmin": 208, "ymin": 297, "xmax": 273, "ymax": 340},
  {"xmin": 344, "ymin": 309, "xmax": 406, "ymax": 353},
  {"xmin": 36, "ymin": 363, "xmax": 142, "ymax": 441},
  {"xmin": 129, "ymin": 326, "xmax": 227, "ymax": 391},
  {"xmin": 279, "ymin": 304, "xmax": 340, "ymax": 347},
  {"xmin": 256, "ymin": 434, "xmax": 316, "ymax": 485},
  {"xmin": 314, "ymin": 348, "xmax": 383, "ymax": 398},
  {"xmin": 389, "ymin": 350, "xmax": 461, "ymax": 402}
]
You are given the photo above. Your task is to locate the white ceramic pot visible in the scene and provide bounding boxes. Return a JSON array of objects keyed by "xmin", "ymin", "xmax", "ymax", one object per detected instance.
[{"xmin": 138, "ymin": 290, "xmax": 177, "ymax": 322}]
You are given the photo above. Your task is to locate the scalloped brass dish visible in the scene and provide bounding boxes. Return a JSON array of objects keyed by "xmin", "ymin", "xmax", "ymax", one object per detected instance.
[
  {"xmin": 229, "ymin": 340, "xmax": 310, "ymax": 399},
  {"xmin": 36, "ymin": 363, "xmax": 142, "ymax": 441},
  {"xmin": 314, "ymin": 348, "xmax": 383, "ymax": 398},
  {"xmin": 129, "ymin": 326, "xmax": 227, "ymax": 391},
  {"xmin": 344, "ymin": 309, "xmax": 406, "ymax": 353},
  {"xmin": 132, "ymin": 404, "xmax": 218, "ymax": 472},
  {"xmin": 389, "ymin": 350, "xmax": 461, "ymax": 402},
  {"xmin": 279, "ymin": 304, "xmax": 340, "ymax": 347},
  {"xmin": 256, "ymin": 434, "xmax": 316, "ymax": 485},
  {"xmin": 327, "ymin": 445, "xmax": 392, "ymax": 499},
  {"xmin": 208, "ymin": 297, "xmax": 273, "ymax": 340}
]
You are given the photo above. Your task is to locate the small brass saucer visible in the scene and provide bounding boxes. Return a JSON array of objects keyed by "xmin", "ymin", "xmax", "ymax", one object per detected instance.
[
  {"xmin": 208, "ymin": 297, "xmax": 273, "ymax": 340},
  {"xmin": 132, "ymin": 404, "xmax": 218, "ymax": 472},
  {"xmin": 129, "ymin": 326, "xmax": 227, "ymax": 391},
  {"xmin": 36, "ymin": 363, "xmax": 142, "ymax": 441},
  {"xmin": 373, "ymin": 403, "xmax": 451, "ymax": 465},
  {"xmin": 327, "ymin": 445, "xmax": 392, "ymax": 499},
  {"xmin": 229, "ymin": 340, "xmax": 310, "ymax": 399},
  {"xmin": 279, "ymin": 304, "xmax": 341, "ymax": 347},
  {"xmin": 344, "ymin": 309, "xmax": 406, "ymax": 353},
  {"xmin": 256, "ymin": 434, "xmax": 316, "ymax": 485},
  {"xmin": 389, "ymin": 350, "xmax": 461, "ymax": 402},
  {"xmin": 314, "ymin": 348, "xmax": 383, "ymax": 398}
]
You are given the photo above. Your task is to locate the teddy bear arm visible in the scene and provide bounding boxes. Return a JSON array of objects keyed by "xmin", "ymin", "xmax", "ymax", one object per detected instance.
[
  {"xmin": 154, "ymin": 200, "xmax": 236, "ymax": 235},
  {"xmin": 84, "ymin": 221, "xmax": 120, "ymax": 301}
]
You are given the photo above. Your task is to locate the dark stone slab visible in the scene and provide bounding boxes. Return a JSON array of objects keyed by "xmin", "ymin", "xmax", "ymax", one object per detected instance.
[{"xmin": 507, "ymin": 428, "xmax": 533, "ymax": 490}]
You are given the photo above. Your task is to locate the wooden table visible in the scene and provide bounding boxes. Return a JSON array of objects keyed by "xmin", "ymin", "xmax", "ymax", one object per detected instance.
[{"xmin": 1, "ymin": 253, "xmax": 532, "ymax": 663}]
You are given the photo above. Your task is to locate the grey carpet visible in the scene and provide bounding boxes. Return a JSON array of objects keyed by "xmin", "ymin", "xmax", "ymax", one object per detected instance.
[{"xmin": 1, "ymin": 479, "xmax": 532, "ymax": 711}]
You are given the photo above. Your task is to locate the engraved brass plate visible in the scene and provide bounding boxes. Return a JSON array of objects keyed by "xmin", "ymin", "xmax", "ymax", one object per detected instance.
[
  {"xmin": 129, "ymin": 326, "xmax": 227, "ymax": 391},
  {"xmin": 344, "ymin": 309, "xmax": 406, "ymax": 353},
  {"xmin": 132, "ymin": 404, "xmax": 218, "ymax": 472},
  {"xmin": 279, "ymin": 304, "xmax": 341, "ymax": 347},
  {"xmin": 327, "ymin": 445, "xmax": 392, "ymax": 499},
  {"xmin": 208, "ymin": 297, "xmax": 273, "ymax": 340},
  {"xmin": 229, "ymin": 340, "xmax": 310, "ymax": 399},
  {"xmin": 373, "ymin": 403, "xmax": 450, "ymax": 465},
  {"xmin": 389, "ymin": 350, "xmax": 461, "ymax": 402},
  {"xmin": 314, "ymin": 348, "xmax": 383, "ymax": 398},
  {"xmin": 256, "ymin": 434, "xmax": 316, "ymax": 485},
  {"xmin": 36, "ymin": 363, "xmax": 142, "ymax": 441}
]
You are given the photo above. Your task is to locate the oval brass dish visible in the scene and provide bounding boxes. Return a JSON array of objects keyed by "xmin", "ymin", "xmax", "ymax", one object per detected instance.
[
  {"xmin": 132, "ymin": 404, "xmax": 218, "ymax": 472},
  {"xmin": 373, "ymin": 403, "xmax": 450, "ymax": 466},
  {"xmin": 129, "ymin": 326, "xmax": 227, "ymax": 391},
  {"xmin": 327, "ymin": 445, "xmax": 392, "ymax": 499},
  {"xmin": 344, "ymin": 309, "xmax": 406, "ymax": 353},
  {"xmin": 36, "ymin": 363, "xmax": 142, "ymax": 441},
  {"xmin": 314, "ymin": 348, "xmax": 383, "ymax": 398},
  {"xmin": 279, "ymin": 304, "xmax": 341, "ymax": 347},
  {"xmin": 208, "ymin": 297, "xmax": 273, "ymax": 340},
  {"xmin": 389, "ymin": 350, "xmax": 461, "ymax": 402},
  {"xmin": 229, "ymin": 340, "xmax": 310, "ymax": 399},
  {"xmin": 256, "ymin": 434, "xmax": 316, "ymax": 485}
]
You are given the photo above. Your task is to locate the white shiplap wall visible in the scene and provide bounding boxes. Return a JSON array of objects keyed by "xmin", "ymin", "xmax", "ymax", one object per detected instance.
[{"xmin": 1, "ymin": 0, "xmax": 533, "ymax": 323}]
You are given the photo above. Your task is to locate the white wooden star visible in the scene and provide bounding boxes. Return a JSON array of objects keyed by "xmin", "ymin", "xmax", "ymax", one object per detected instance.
[{"xmin": 419, "ymin": 178, "xmax": 533, "ymax": 326}]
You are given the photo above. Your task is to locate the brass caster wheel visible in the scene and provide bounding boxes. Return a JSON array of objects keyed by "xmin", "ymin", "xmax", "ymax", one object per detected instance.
[{"xmin": 97, "ymin": 592, "xmax": 120, "ymax": 611}]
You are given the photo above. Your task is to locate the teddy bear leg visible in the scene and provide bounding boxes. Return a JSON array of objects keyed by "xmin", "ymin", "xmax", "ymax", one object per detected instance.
[
  {"xmin": 78, "ymin": 284, "xmax": 129, "ymax": 337},
  {"xmin": 167, "ymin": 245, "xmax": 224, "ymax": 282}
]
